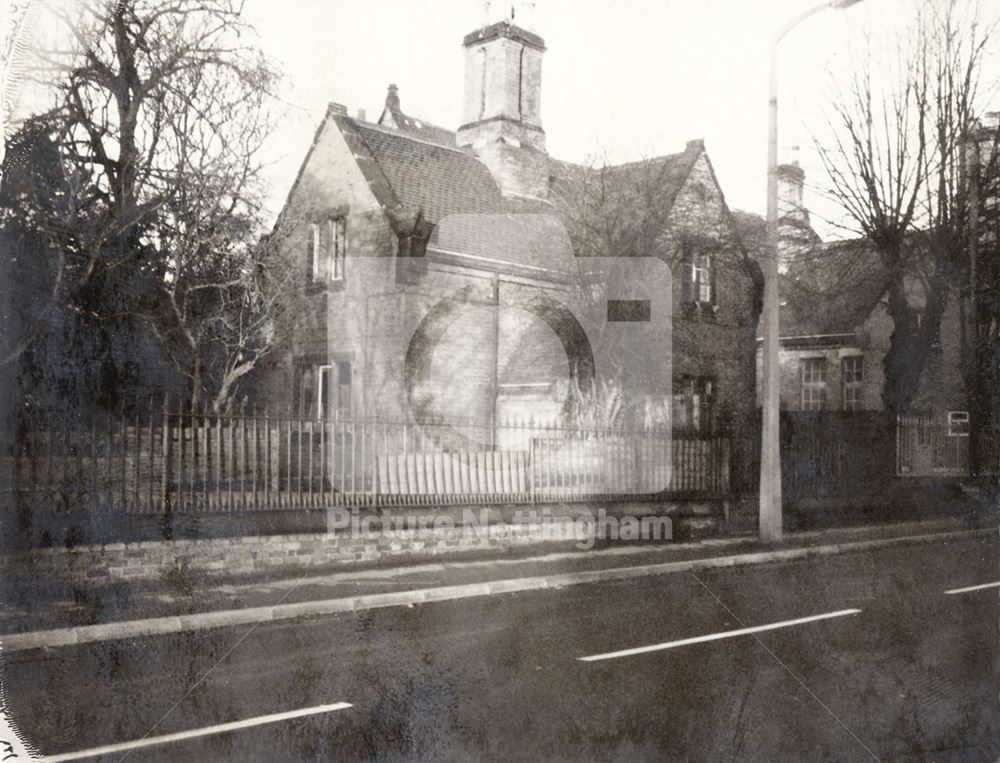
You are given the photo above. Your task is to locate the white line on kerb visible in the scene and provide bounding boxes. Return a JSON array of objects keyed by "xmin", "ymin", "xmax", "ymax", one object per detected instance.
[
  {"xmin": 944, "ymin": 581, "xmax": 1000, "ymax": 595},
  {"xmin": 43, "ymin": 702, "xmax": 353, "ymax": 762},
  {"xmin": 577, "ymin": 609, "xmax": 863, "ymax": 662}
]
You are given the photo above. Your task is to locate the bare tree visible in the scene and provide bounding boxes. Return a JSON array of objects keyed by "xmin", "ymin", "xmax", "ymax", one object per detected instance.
[
  {"xmin": 815, "ymin": 0, "xmax": 998, "ymax": 417},
  {"xmin": 5, "ymin": 0, "xmax": 301, "ymax": 410},
  {"xmin": 550, "ymin": 155, "xmax": 680, "ymax": 427},
  {"xmin": 551, "ymin": 148, "xmax": 762, "ymax": 431}
]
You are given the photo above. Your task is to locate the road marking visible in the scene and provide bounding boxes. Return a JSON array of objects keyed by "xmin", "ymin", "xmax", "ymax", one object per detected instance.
[
  {"xmin": 944, "ymin": 581, "xmax": 1000, "ymax": 595},
  {"xmin": 43, "ymin": 702, "xmax": 353, "ymax": 761},
  {"xmin": 577, "ymin": 609, "xmax": 863, "ymax": 662}
]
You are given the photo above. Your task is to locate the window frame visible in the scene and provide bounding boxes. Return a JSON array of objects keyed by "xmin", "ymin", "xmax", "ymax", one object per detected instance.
[
  {"xmin": 308, "ymin": 218, "xmax": 347, "ymax": 284},
  {"xmin": 841, "ymin": 355, "xmax": 864, "ymax": 411},
  {"xmin": 692, "ymin": 252, "xmax": 713, "ymax": 305},
  {"xmin": 327, "ymin": 217, "xmax": 346, "ymax": 282},
  {"xmin": 671, "ymin": 375, "xmax": 716, "ymax": 433},
  {"xmin": 314, "ymin": 361, "xmax": 351, "ymax": 419},
  {"xmin": 316, "ymin": 364, "xmax": 333, "ymax": 419},
  {"xmin": 947, "ymin": 411, "xmax": 970, "ymax": 437},
  {"xmin": 800, "ymin": 357, "xmax": 828, "ymax": 411},
  {"xmin": 308, "ymin": 223, "xmax": 321, "ymax": 281},
  {"xmin": 681, "ymin": 244, "xmax": 717, "ymax": 310}
]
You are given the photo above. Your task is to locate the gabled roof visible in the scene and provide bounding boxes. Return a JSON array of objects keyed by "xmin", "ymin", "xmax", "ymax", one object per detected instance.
[
  {"xmin": 731, "ymin": 208, "xmax": 889, "ymax": 339},
  {"xmin": 377, "ymin": 110, "xmax": 458, "ymax": 147},
  {"xmin": 284, "ymin": 100, "xmax": 755, "ymax": 288},
  {"xmin": 779, "ymin": 239, "xmax": 891, "ymax": 337},
  {"xmin": 337, "ymin": 117, "xmax": 505, "ymax": 224},
  {"xmin": 730, "ymin": 209, "xmax": 766, "ymax": 257},
  {"xmin": 547, "ymin": 141, "xmax": 704, "ymax": 236}
]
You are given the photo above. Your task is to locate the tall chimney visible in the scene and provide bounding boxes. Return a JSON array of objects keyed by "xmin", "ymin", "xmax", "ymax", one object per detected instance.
[
  {"xmin": 777, "ymin": 155, "xmax": 807, "ymax": 225},
  {"xmin": 456, "ymin": 15, "xmax": 548, "ymax": 199}
]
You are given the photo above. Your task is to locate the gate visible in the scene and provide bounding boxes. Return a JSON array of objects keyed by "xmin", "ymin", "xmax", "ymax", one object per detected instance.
[{"xmin": 896, "ymin": 416, "xmax": 969, "ymax": 476}]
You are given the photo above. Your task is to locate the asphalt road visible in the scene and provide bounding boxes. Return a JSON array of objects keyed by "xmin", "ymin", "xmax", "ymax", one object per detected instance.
[{"xmin": 2, "ymin": 532, "xmax": 997, "ymax": 762}]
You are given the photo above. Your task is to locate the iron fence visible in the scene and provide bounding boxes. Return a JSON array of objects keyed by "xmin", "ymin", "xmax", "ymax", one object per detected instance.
[{"xmin": 0, "ymin": 401, "xmax": 732, "ymax": 514}]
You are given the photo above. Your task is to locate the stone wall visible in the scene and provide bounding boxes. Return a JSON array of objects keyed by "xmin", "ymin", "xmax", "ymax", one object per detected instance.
[
  {"xmin": 8, "ymin": 500, "xmax": 722, "ymax": 585},
  {"xmin": 666, "ymin": 152, "xmax": 761, "ymax": 435}
]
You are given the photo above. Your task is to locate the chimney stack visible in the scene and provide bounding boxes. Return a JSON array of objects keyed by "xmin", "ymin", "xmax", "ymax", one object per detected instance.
[
  {"xmin": 378, "ymin": 84, "xmax": 403, "ymax": 129},
  {"xmin": 777, "ymin": 149, "xmax": 807, "ymax": 225},
  {"xmin": 456, "ymin": 13, "xmax": 548, "ymax": 199}
]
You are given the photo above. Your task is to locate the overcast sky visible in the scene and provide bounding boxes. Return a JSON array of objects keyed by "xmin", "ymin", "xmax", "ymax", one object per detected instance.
[
  {"xmin": 16, "ymin": 0, "xmax": 1000, "ymax": 239},
  {"xmin": 239, "ymin": 0, "xmax": 953, "ymax": 237}
]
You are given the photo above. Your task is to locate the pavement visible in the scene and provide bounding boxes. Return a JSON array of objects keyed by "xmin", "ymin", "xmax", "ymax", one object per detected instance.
[
  {"xmin": 0, "ymin": 516, "xmax": 993, "ymax": 651},
  {"xmin": 1, "ymin": 521, "xmax": 997, "ymax": 761}
]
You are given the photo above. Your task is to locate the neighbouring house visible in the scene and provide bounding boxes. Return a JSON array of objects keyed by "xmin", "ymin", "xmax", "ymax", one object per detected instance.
[
  {"xmin": 741, "ymin": 163, "xmax": 967, "ymax": 429},
  {"xmin": 255, "ymin": 10, "xmax": 763, "ymax": 443}
]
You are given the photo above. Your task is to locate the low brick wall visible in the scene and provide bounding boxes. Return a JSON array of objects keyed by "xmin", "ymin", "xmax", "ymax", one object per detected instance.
[
  {"xmin": 5, "ymin": 501, "xmax": 725, "ymax": 586},
  {"xmin": 12, "ymin": 523, "xmax": 582, "ymax": 585}
]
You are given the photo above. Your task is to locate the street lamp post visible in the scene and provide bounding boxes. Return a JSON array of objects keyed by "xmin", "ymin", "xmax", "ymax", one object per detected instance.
[{"xmin": 759, "ymin": 0, "xmax": 864, "ymax": 543}]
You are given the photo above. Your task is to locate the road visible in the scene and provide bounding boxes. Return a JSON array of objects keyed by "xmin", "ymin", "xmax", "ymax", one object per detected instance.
[{"xmin": 2, "ymin": 532, "xmax": 997, "ymax": 762}]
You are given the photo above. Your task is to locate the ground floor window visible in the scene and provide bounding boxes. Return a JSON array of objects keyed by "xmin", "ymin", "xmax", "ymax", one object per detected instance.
[
  {"xmin": 948, "ymin": 411, "xmax": 969, "ymax": 437},
  {"xmin": 299, "ymin": 361, "xmax": 352, "ymax": 418},
  {"xmin": 841, "ymin": 355, "xmax": 863, "ymax": 411},
  {"xmin": 800, "ymin": 357, "xmax": 827, "ymax": 411},
  {"xmin": 672, "ymin": 376, "xmax": 714, "ymax": 433}
]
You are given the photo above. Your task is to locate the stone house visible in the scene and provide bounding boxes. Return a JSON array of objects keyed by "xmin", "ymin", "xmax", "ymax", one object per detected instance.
[
  {"xmin": 741, "ymin": 165, "xmax": 967, "ymax": 427},
  {"xmin": 256, "ymin": 12, "xmax": 763, "ymax": 438}
]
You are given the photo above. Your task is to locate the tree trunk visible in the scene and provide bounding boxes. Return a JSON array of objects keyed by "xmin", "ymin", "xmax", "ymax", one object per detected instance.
[
  {"xmin": 190, "ymin": 354, "xmax": 203, "ymax": 411},
  {"xmin": 881, "ymin": 270, "xmax": 949, "ymax": 418}
]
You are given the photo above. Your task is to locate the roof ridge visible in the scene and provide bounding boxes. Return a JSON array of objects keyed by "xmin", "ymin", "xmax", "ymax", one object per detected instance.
[
  {"xmin": 604, "ymin": 143, "xmax": 698, "ymax": 171},
  {"xmin": 349, "ymin": 117, "xmax": 463, "ymax": 154}
]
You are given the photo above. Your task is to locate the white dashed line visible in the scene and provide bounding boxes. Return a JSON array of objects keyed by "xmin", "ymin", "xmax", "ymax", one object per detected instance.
[
  {"xmin": 944, "ymin": 581, "xmax": 1000, "ymax": 595},
  {"xmin": 578, "ymin": 609, "xmax": 863, "ymax": 662},
  {"xmin": 43, "ymin": 702, "xmax": 353, "ymax": 761}
]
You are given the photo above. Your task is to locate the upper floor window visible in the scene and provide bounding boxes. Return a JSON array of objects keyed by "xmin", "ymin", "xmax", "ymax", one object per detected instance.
[
  {"xmin": 800, "ymin": 357, "xmax": 827, "ymax": 411},
  {"xmin": 681, "ymin": 246, "xmax": 715, "ymax": 308},
  {"xmin": 842, "ymin": 355, "xmax": 864, "ymax": 411},
  {"xmin": 309, "ymin": 218, "xmax": 347, "ymax": 283},
  {"xmin": 307, "ymin": 223, "xmax": 320, "ymax": 280},
  {"xmin": 326, "ymin": 218, "xmax": 346, "ymax": 281}
]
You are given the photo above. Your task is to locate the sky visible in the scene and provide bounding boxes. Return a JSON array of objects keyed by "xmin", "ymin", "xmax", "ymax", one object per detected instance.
[
  {"xmin": 235, "ymin": 0, "xmax": 927, "ymax": 237},
  {"xmin": 14, "ymin": 0, "xmax": 1000, "ymax": 239}
]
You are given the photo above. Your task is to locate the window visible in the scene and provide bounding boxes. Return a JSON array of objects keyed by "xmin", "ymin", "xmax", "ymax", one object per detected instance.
[
  {"xmin": 317, "ymin": 361, "xmax": 351, "ymax": 419},
  {"xmin": 310, "ymin": 218, "xmax": 346, "ymax": 282},
  {"xmin": 307, "ymin": 223, "xmax": 320, "ymax": 280},
  {"xmin": 672, "ymin": 376, "xmax": 715, "ymax": 432},
  {"xmin": 299, "ymin": 361, "xmax": 351, "ymax": 418},
  {"xmin": 682, "ymin": 246, "xmax": 715, "ymax": 307},
  {"xmin": 326, "ymin": 218, "xmax": 346, "ymax": 281},
  {"xmin": 694, "ymin": 253, "xmax": 712, "ymax": 304},
  {"xmin": 841, "ymin": 356, "xmax": 864, "ymax": 411},
  {"xmin": 681, "ymin": 247, "xmax": 715, "ymax": 307},
  {"xmin": 299, "ymin": 366, "xmax": 316, "ymax": 418},
  {"xmin": 948, "ymin": 411, "xmax": 969, "ymax": 437},
  {"xmin": 800, "ymin": 357, "xmax": 827, "ymax": 411}
]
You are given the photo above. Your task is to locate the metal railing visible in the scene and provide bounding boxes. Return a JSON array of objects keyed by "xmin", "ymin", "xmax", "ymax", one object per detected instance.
[{"xmin": 1, "ymin": 401, "xmax": 732, "ymax": 514}]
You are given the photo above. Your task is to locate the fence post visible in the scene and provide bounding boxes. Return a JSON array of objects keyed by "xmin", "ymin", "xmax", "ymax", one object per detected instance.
[
  {"xmin": 161, "ymin": 395, "xmax": 171, "ymax": 515},
  {"xmin": 528, "ymin": 418, "xmax": 536, "ymax": 502}
]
